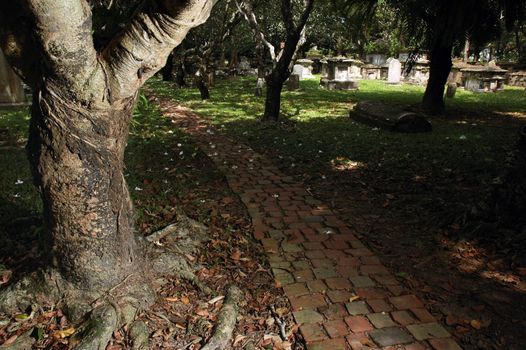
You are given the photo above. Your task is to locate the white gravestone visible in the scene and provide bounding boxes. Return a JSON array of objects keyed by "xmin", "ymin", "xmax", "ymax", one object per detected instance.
[{"xmin": 387, "ymin": 58, "xmax": 401, "ymax": 84}]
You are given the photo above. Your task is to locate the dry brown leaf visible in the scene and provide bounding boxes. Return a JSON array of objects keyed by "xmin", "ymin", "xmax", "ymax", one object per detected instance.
[
  {"xmin": 233, "ymin": 335, "xmax": 247, "ymax": 347},
  {"xmin": 360, "ymin": 338, "xmax": 375, "ymax": 347},
  {"xmin": 3, "ymin": 335, "xmax": 18, "ymax": 346},
  {"xmin": 230, "ymin": 249, "xmax": 241, "ymax": 261},
  {"xmin": 53, "ymin": 327, "xmax": 76, "ymax": 339},
  {"xmin": 181, "ymin": 296, "xmax": 190, "ymax": 305},
  {"xmin": 349, "ymin": 295, "xmax": 360, "ymax": 302},
  {"xmin": 470, "ymin": 319, "xmax": 482, "ymax": 330},
  {"xmin": 195, "ymin": 309, "xmax": 209, "ymax": 317},
  {"xmin": 0, "ymin": 270, "xmax": 12, "ymax": 285},
  {"xmin": 165, "ymin": 297, "xmax": 179, "ymax": 302}
]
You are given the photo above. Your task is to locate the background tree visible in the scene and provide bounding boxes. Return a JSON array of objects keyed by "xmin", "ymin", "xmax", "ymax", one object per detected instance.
[
  {"xmin": 238, "ymin": 0, "xmax": 315, "ymax": 121},
  {"xmin": 0, "ymin": 0, "xmax": 216, "ymax": 347}
]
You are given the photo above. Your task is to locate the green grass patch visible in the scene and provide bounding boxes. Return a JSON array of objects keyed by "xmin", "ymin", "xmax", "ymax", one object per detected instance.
[{"xmin": 150, "ymin": 75, "xmax": 526, "ymax": 221}]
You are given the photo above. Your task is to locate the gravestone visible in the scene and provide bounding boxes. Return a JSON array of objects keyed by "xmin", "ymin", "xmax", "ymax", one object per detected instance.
[
  {"xmin": 292, "ymin": 64, "xmax": 303, "ymax": 77},
  {"xmin": 351, "ymin": 101, "xmax": 432, "ymax": 133},
  {"xmin": 320, "ymin": 57, "xmax": 361, "ymax": 90},
  {"xmin": 387, "ymin": 58, "xmax": 401, "ymax": 84},
  {"xmin": 287, "ymin": 74, "xmax": 300, "ymax": 90},
  {"xmin": 445, "ymin": 83, "xmax": 457, "ymax": 98},
  {"xmin": 255, "ymin": 77, "xmax": 265, "ymax": 96},
  {"xmin": 296, "ymin": 59, "xmax": 314, "ymax": 79}
]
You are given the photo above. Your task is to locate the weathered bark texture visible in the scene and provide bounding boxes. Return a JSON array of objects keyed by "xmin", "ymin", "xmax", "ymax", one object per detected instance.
[
  {"xmin": 0, "ymin": 49, "xmax": 25, "ymax": 104},
  {"xmin": 0, "ymin": 0, "xmax": 216, "ymax": 299},
  {"xmin": 422, "ymin": 45, "xmax": 453, "ymax": 115}
]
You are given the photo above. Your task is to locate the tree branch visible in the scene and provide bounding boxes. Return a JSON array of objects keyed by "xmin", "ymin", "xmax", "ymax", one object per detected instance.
[
  {"xmin": 24, "ymin": 0, "xmax": 100, "ymax": 94},
  {"xmin": 102, "ymin": 0, "xmax": 217, "ymax": 100},
  {"xmin": 236, "ymin": 0, "xmax": 277, "ymax": 61}
]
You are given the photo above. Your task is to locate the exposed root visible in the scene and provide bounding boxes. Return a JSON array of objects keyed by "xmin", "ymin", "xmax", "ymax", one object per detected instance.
[
  {"xmin": 129, "ymin": 320, "xmax": 149, "ymax": 350},
  {"xmin": 74, "ymin": 304, "xmax": 118, "ymax": 350},
  {"xmin": 146, "ymin": 212, "xmax": 208, "ymax": 252},
  {"xmin": 200, "ymin": 285, "xmax": 243, "ymax": 350},
  {"xmin": 151, "ymin": 252, "xmax": 215, "ymax": 296}
]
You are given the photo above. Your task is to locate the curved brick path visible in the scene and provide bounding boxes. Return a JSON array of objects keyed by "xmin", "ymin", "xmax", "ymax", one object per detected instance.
[{"xmin": 155, "ymin": 96, "xmax": 462, "ymax": 350}]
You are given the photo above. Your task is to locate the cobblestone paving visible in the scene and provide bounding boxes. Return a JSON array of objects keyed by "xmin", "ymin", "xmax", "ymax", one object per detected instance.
[{"xmin": 156, "ymin": 97, "xmax": 462, "ymax": 350}]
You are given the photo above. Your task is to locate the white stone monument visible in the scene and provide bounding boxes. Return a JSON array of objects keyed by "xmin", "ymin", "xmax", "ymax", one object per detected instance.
[{"xmin": 387, "ymin": 58, "xmax": 401, "ymax": 84}]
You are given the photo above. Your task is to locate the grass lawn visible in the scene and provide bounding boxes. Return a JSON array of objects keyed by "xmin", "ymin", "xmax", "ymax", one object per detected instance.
[{"xmin": 150, "ymin": 77, "xmax": 525, "ymax": 222}]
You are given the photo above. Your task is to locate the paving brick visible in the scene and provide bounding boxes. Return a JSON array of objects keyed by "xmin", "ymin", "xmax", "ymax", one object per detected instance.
[
  {"xmin": 345, "ymin": 301, "xmax": 370, "ymax": 315},
  {"xmin": 327, "ymin": 290, "xmax": 353, "ymax": 303},
  {"xmin": 308, "ymin": 338, "xmax": 348, "ymax": 350},
  {"xmin": 367, "ymin": 299, "xmax": 393, "ymax": 313},
  {"xmin": 346, "ymin": 333, "xmax": 376, "ymax": 350},
  {"xmin": 269, "ymin": 260, "xmax": 292, "ymax": 269},
  {"xmin": 389, "ymin": 295, "xmax": 424, "ymax": 310},
  {"xmin": 283, "ymin": 282, "xmax": 309, "ymax": 297},
  {"xmin": 360, "ymin": 256, "xmax": 382, "ymax": 265},
  {"xmin": 300, "ymin": 323, "xmax": 327, "ymax": 343},
  {"xmin": 337, "ymin": 257, "xmax": 361, "ymax": 267},
  {"xmin": 325, "ymin": 277, "xmax": 352, "ymax": 290},
  {"xmin": 336, "ymin": 265, "xmax": 360, "ymax": 277},
  {"xmin": 405, "ymin": 342, "xmax": 429, "ymax": 350},
  {"xmin": 367, "ymin": 313, "xmax": 396, "ymax": 328},
  {"xmin": 307, "ymin": 280, "xmax": 327, "ymax": 293},
  {"xmin": 320, "ymin": 303, "xmax": 348, "ymax": 320},
  {"xmin": 344, "ymin": 316, "xmax": 374, "ymax": 332},
  {"xmin": 274, "ymin": 271, "xmax": 295, "ymax": 285},
  {"xmin": 292, "ymin": 260, "xmax": 311, "ymax": 270},
  {"xmin": 391, "ymin": 310, "xmax": 417, "ymax": 326},
  {"xmin": 306, "ymin": 250, "xmax": 326, "ymax": 259},
  {"xmin": 349, "ymin": 276, "xmax": 376, "ymax": 288},
  {"xmin": 323, "ymin": 319, "xmax": 349, "ymax": 338},
  {"xmin": 428, "ymin": 338, "xmax": 463, "ymax": 350},
  {"xmin": 282, "ymin": 242, "xmax": 303, "ymax": 253},
  {"xmin": 294, "ymin": 269, "xmax": 315, "ymax": 282},
  {"xmin": 324, "ymin": 240, "xmax": 349, "ymax": 250},
  {"xmin": 368, "ymin": 327, "xmax": 413, "ymax": 346},
  {"xmin": 304, "ymin": 242, "xmax": 325, "ymax": 250},
  {"xmin": 313, "ymin": 267, "xmax": 338, "ymax": 279},
  {"xmin": 411, "ymin": 308, "xmax": 436, "ymax": 323},
  {"xmin": 293, "ymin": 309, "xmax": 324, "ymax": 324},
  {"xmin": 360, "ymin": 264, "xmax": 390, "ymax": 275},
  {"xmin": 311, "ymin": 258, "xmax": 333, "ymax": 268},
  {"xmin": 406, "ymin": 323, "xmax": 450, "ymax": 340},
  {"xmin": 372, "ymin": 274, "xmax": 399, "ymax": 286},
  {"xmin": 355, "ymin": 288, "xmax": 389, "ymax": 300},
  {"xmin": 290, "ymin": 293, "xmax": 327, "ymax": 310}
]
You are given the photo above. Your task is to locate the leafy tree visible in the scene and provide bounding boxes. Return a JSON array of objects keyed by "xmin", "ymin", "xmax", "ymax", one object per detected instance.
[
  {"xmin": 0, "ymin": 0, "xmax": 215, "ymax": 347},
  {"xmin": 238, "ymin": 0, "xmax": 315, "ymax": 121}
]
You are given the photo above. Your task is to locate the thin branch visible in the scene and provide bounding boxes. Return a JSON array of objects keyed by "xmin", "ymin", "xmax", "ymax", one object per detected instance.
[{"xmin": 236, "ymin": 0, "xmax": 277, "ymax": 61}]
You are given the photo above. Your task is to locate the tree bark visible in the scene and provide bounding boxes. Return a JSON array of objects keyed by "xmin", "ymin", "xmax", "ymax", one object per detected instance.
[
  {"xmin": 263, "ymin": 75, "xmax": 284, "ymax": 121},
  {"xmin": 162, "ymin": 51, "xmax": 175, "ymax": 81},
  {"xmin": 27, "ymin": 81, "xmax": 144, "ymax": 293},
  {"xmin": 422, "ymin": 44, "xmax": 453, "ymax": 115}
]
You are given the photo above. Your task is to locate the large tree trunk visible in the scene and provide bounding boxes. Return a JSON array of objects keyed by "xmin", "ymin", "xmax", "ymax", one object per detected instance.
[
  {"xmin": 422, "ymin": 45, "xmax": 453, "ymax": 115},
  {"xmin": 27, "ymin": 83, "xmax": 145, "ymax": 293},
  {"xmin": 263, "ymin": 75, "xmax": 284, "ymax": 121}
]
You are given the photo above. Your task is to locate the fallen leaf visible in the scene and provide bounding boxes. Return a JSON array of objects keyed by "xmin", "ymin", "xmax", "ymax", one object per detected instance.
[
  {"xmin": 275, "ymin": 307, "xmax": 289, "ymax": 317},
  {"xmin": 470, "ymin": 319, "xmax": 482, "ymax": 329},
  {"xmin": 165, "ymin": 297, "xmax": 179, "ymax": 302},
  {"xmin": 53, "ymin": 327, "xmax": 76, "ymax": 339},
  {"xmin": 181, "ymin": 296, "xmax": 190, "ymax": 305},
  {"xmin": 360, "ymin": 338, "xmax": 375, "ymax": 347},
  {"xmin": 195, "ymin": 309, "xmax": 209, "ymax": 317},
  {"xmin": 207, "ymin": 295, "xmax": 225, "ymax": 305},
  {"xmin": 0, "ymin": 270, "xmax": 12, "ymax": 285},
  {"xmin": 233, "ymin": 335, "xmax": 247, "ymax": 347},
  {"xmin": 3, "ymin": 335, "xmax": 17, "ymax": 346},
  {"xmin": 446, "ymin": 315, "xmax": 459, "ymax": 326},
  {"xmin": 230, "ymin": 249, "xmax": 241, "ymax": 261},
  {"xmin": 349, "ymin": 295, "xmax": 360, "ymax": 303}
]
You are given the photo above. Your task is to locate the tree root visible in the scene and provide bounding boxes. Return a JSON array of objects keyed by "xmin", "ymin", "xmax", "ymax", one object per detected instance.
[
  {"xmin": 74, "ymin": 304, "xmax": 118, "ymax": 350},
  {"xmin": 151, "ymin": 252, "xmax": 215, "ymax": 296},
  {"xmin": 200, "ymin": 285, "xmax": 243, "ymax": 350},
  {"xmin": 146, "ymin": 212, "xmax": 208, "ymax": 251},
  {"xmin": 129, "ymin": 320, "xmax": 149, "ymax": 350}
]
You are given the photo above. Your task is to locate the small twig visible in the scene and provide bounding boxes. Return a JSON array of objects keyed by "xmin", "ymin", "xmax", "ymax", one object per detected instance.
[{"xmin": 270, "ymin": 305, "xmax": 287, "ymax": 341}]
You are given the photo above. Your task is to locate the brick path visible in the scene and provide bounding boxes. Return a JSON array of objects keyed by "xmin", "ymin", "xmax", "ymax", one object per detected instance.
[{"xmin": 156, "ymin": 97, "xmax": 462, "ymax": 350}]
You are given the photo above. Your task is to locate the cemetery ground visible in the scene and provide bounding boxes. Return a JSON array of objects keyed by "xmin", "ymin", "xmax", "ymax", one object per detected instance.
[{"xmin": 0, "ymin": 77, "xmax": 524, "ymax": 349}]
